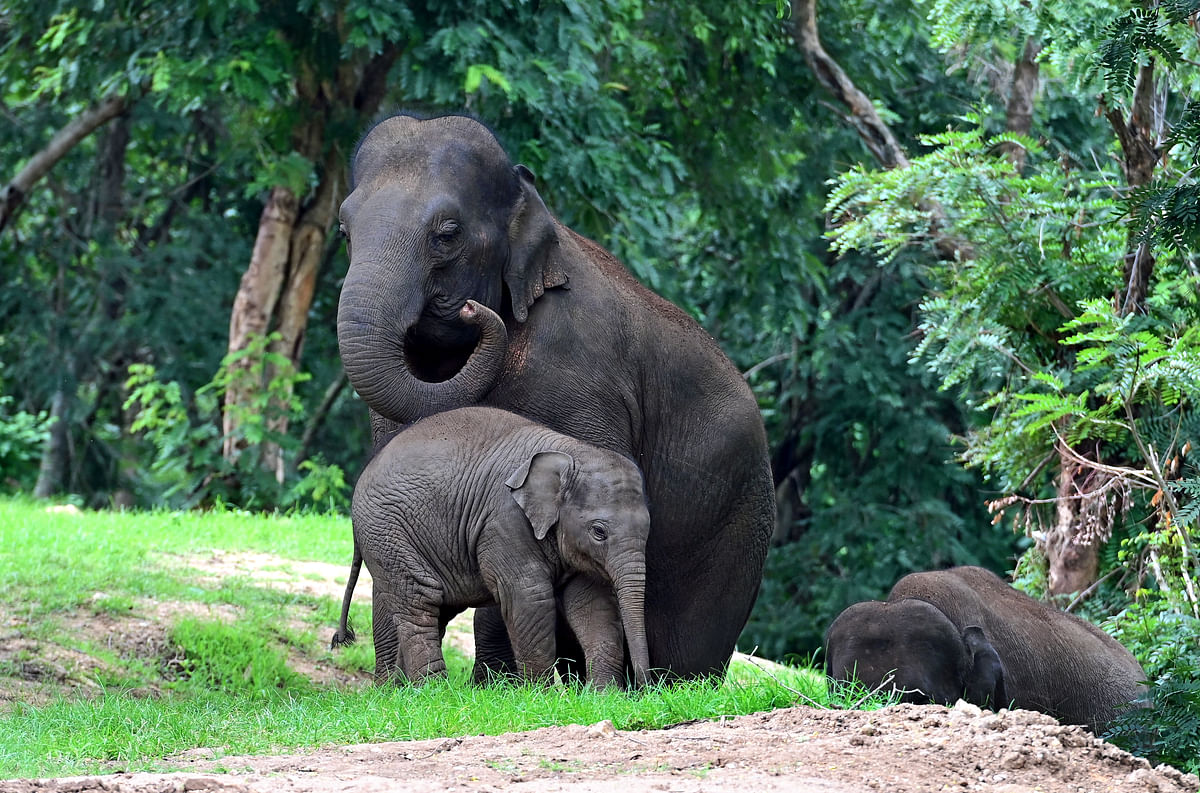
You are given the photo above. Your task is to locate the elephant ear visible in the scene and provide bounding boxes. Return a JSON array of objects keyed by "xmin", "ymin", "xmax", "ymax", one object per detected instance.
[
  {"xmin": 505, "ymin": 165, "xmax": 568, "ymax": 323},
  {"xmin": 961, "ymin": 625, "xmax": 1008, "ymax": 710},
  {"xmin": 506, "ymin": 450, "xmax": 574, "ymax": 540}
]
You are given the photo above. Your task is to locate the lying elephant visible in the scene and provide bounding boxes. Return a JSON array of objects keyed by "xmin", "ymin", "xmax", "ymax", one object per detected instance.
[
  {"xmin": 331, "ymin": 398, "xmax": 651, "ymax": 690},
  {"xmin": 824, "ymin": 565, "xmax": 1148, "ymax": 732}
]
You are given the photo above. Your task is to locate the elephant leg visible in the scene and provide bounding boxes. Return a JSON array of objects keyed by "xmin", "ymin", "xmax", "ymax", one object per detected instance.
[
  {"xmin": 645, "ymin": 478, "xmax": 773, "ymax": 681},
  {"xmin": 474, "ymin": 606, "xmax": 584, "ymax": 685},
  {"xmin": 496, "ymin": 579, "xmax": 557, "ymax": 684},
  {"xmin": 554, "ymin": 617, "xmax": 586, "ymax": 684},
  {"xmin": 559, "ymin": 577, "xmax": 625, "ymax": 690},
  {"xmin": 472, "ymin": 606, "xmax": 519, "ymax": 685},
  {"xmin": 371, "ymin": 588, "xmax": 404, "ymax": 682},
  {"xmin": 390, "ymin": 574, "xmax": 447, "ymax": 683}
]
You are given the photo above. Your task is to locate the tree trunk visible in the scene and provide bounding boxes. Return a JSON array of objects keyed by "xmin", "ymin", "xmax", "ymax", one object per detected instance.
[
  {"xmin": 1000, "ymin": 38, "xmax": 1042, "ymax": 170},
  {"xmin": 262, "ymin": 150, "xmax": 347, "ymax": 481},
  {"xmin": 33, "ymin": 391, "xmax": 69, "ymax": 498},
  {"xmin": 1106, "ymin": 63, "xmax": 1159, "ymax": 316},
  {"xmin": 1039, "ymin": 440, "xmax": 1112, "ymax": 595},
  {"xmin": 223, "ymin": 185, "xmax": 298, "ymax": 462},
  {"xmin": 221, "ymin": 44, "xmax": 400, "ymax": 480},
  {"xmin": 33, "ymin": 110, "xmax": 134, "ymax": 499}
]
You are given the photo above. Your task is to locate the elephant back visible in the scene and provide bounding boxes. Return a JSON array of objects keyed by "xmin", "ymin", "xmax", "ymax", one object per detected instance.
[{"xmin": 889, "ymin": 566, "xmax": 1147, "ymax": 730}]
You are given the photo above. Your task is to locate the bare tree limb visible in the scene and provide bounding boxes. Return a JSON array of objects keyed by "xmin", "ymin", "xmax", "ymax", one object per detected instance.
[
  {"xmin": 788, "ymin": 0, "xmax": 971, "ymax": 261},
  {"xmin": 787, "ymin": 0, "xmax": 909, "ymax": 169},
  {"xmin": 0, "ymin": 92, "xmax": 133, "ymax": 233},
  {"xmin": 742, "ymin": 352, "xmax": 792, "ymax": 381}
]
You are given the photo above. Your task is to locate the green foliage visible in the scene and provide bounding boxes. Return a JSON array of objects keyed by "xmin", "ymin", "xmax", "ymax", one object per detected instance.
[
  {"xmin": 1103, "ymin": 599, "xmax": 1200, "ymax": 774},
  {"xmin": 827, "ymin": 117, "xmax": 1126, "ymax": 487},
  {"xmin": 1123, "ymin": 182, "xmax": 1200, "ymax": 253},
  {"xmin": 288, "ymin": 457, "xmax": 351, "ymax": 513},
  {"xmin": 122, "ymin": 335, "xmax": 347, "ymax": 511},
  {"xmin": 0, "ymin": 395, "xmax": 51, "ymax": 492},
  {"xmin": 1097, "ymin": 7, "xmax": 1182, "ymax": 95}
]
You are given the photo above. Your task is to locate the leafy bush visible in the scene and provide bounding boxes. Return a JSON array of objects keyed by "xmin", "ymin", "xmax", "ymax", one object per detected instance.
[
  {"xmin": 123, "ymin": 333, "xmax": 350, "ymax": 512},
  {"xmin": 0, "ymin": 395, "xmax": 51, "ymax": 492},
  {"xmin": 1103, "ymin": 600, "xmax": 1200, "ymax": 774}
]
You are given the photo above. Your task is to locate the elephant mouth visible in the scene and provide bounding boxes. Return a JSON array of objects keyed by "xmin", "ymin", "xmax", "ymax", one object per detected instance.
[{"xmin": 403, "ymin": 317, "xmax": 482, "ymax": 383}]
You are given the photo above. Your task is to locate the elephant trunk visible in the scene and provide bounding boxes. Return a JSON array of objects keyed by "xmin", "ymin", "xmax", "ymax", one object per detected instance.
[
  {"xmin": 614, "ymin": 564, "xmax": 651, "ymax": 688},
  {"xmin": 338, "ymin": 289, "xmax": 508, "ymax": 424}
]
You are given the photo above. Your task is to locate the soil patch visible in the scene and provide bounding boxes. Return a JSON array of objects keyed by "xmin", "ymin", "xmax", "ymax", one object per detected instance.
[{"xmin": 7, "ymin": 703, "xmax": 1198, "ymax": 792}]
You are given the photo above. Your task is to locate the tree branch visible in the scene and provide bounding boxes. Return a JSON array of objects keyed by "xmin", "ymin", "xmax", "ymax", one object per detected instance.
[
  {"xmin": 1, "ymin": 92, "xmax": 134, "ymax": 233},
  {"xmin": 789, "ymin": 0, "xmax": 971, "ymax": 261},
  {"xmin": 787, "ymin": 0, "xmax": 909, "ymax": 169}
]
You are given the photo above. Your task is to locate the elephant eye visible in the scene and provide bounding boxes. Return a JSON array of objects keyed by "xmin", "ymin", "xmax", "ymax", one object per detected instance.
[
  {"xmin": 590, "ymin": 522, "xmax": 609, "ymax": 542},
  {"xmin": 432, "ymin": 219, "xmax": 461, "ymax": 246}
]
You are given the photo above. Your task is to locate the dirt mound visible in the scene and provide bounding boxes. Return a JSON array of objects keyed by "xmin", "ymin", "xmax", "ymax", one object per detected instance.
[{"xmin": 8, "ymin": 702, "xmax": 1198, "ymax": 793}]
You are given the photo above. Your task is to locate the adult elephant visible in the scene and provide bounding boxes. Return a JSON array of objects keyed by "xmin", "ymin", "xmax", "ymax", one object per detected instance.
[{"xmin": 336, "ymin": 113, "xmax": 774, "ymax": 681}]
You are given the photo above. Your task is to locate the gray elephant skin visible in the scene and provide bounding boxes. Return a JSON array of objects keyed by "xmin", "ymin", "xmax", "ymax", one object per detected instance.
[
  {"xmin": 332, "ymin": 405, "xmax": 652, "ymax": 689},
  {"xmin": 824, "ymin": 566, "xmax": 1148, "ymax": 732},
  {"xmin": 335, "ymin": 113, "xmax": 774, "ymax": 681}
]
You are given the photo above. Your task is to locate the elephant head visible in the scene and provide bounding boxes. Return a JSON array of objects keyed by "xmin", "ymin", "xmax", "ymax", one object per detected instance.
[
  {"xmin": 336, "ymin": 113, "xmax": 567, "ymax": 424},
  {"xmin": 506, "ymin": 449, "xmax": 652, "ymax": 687},
  {"xmin": 824, "ymin": 599, "xmax": 1008, "ymax": 709}
]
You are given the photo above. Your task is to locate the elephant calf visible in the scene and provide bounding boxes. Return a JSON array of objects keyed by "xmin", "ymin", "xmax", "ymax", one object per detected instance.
[
  {"xmin": 331, "ymin": 406, "xmax": 651, "ymax": 689},
  {"xmin": 824, "ymin": 565, "xmax": 1148, "ymax": 732}
]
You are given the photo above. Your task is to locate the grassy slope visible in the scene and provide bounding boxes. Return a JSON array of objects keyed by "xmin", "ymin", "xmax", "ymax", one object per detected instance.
[{"xmin": 0, "ymin": 498, "xmax": 829, "ymax": 779}]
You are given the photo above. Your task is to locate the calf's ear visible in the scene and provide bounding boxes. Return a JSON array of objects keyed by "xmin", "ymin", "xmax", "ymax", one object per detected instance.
[
  {"xmin": 961, "ymin": 625, "xmax": 1008, "ymax": 709},
  {"xmin": 506, "ymin": 451, "xmax": 573, "ymax": 540}
]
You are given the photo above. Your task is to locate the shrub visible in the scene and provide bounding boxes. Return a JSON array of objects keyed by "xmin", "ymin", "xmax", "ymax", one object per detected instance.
[
  {"xmin": 1103, "ymin": 600, "xmax": 1200, "ymax": 774},
  {"xmin": 0, "ymin": 394, "xmax": 51, "ymax": 492}
]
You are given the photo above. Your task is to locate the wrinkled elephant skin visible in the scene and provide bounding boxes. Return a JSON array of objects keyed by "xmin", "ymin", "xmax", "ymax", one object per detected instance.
[
  {"xmin": 333, "ymin": 407, "xmax": 651, "ymax": 690},
  {"xmin": 335, "ymin": 113, "xmax": 774, "ymax": 681},
  {"xmin": 824, "ymin": 566, "xmax": 1148, "ymax": 732}
]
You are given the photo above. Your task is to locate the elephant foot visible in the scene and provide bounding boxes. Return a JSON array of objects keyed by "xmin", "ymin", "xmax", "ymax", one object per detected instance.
[
  {"xmin": 472, "ymin": 606, "xmax": 520, "ymax": 685},
  {"xmin": 471, "ymin": 659, "xmax": 522, "ymax": 687}
]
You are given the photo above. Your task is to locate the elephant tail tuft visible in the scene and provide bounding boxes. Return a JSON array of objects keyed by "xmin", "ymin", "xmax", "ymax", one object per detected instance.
[{"xmin": 330, "ymin": 624, "xmax": 356, "ymax": 649}]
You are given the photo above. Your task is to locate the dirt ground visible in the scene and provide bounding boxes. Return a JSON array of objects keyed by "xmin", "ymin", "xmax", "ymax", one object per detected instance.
[{"xmin": 4, "ymin": 552, "xmax": 1198, "ymax": 793}]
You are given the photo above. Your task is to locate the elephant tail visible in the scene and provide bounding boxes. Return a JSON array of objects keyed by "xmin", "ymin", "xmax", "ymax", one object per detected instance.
[{"xmin": 330, "ymin": 540, "xmax": 363, "ymax": 649}]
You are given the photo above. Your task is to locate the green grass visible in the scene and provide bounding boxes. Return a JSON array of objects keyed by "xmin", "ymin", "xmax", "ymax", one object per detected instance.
[
  {"xmin": 0, "ymin": 672, "xmax": 819, "ymax": 778},
  {"xmin": 0, "ymin": 497, "xmax": 835, "ymax": 779}
]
